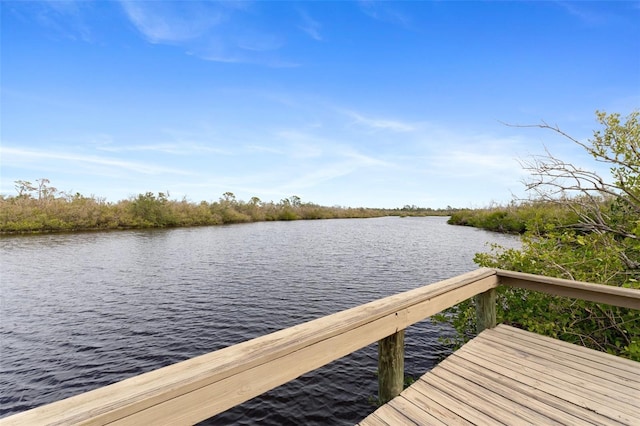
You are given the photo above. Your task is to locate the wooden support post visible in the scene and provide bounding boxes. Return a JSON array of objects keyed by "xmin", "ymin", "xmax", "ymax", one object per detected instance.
[
  {"xmin": 378, "ymin": 329, "xmax": 405, "ymax": 405},
  {"xmin": 475, "ymin": 288, "xmax": 496, "ymax": 334}
]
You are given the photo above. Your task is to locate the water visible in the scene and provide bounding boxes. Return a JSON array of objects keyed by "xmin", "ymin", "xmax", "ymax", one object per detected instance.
[{"xmin": 0, "ymin": 217, "xmax": 519, "ymax": 424}]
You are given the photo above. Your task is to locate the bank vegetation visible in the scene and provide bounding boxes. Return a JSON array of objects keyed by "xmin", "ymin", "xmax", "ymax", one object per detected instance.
[
  {"xmin": 441, "ymin": 110, "xmax": 640, "ymax": 361},
  {"xmin": 0, "ymin": 183, "xmax": 456, "ymax": 234},
  {"xmin": 447, "ymin": 200, "xmax": 579, "ymax": 234}
]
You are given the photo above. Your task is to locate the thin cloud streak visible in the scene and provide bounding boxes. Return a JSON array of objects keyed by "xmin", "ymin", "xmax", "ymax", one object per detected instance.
[
  {"xmin": 244, "ymin": 144, "xmax": 286, "ymax": 156},
  {"xmin": 555, "ymin": 1, "xmax": 608, "ymax": 26},
  {"xmin": 274, "ymin": 130, "xmax": 326, "ymax": 158},
  {"xmin": 343, "ymin": 110, "xmax": 416, "ymax": 132},
  {"xmin": 358, "ymin": 0, "xmax": 412, "ymax": 28},
  {"xmin": 277, "ymin": 160, "xmax": 363, "ymax": 193},
  {"xmin": 96, "ymin": 143, "xmax": 230, "ymax": 155},
  {"xmin": 119, "ymin": 1, "xmax": 225, "ymax": 44},
  {"xmin": 298, "ymin": 9, "xmax": 323, "ymax": 41},
  {"xmin": 272, "ymin": 128, "xmax": 394, "ymax": 167},
  {"xmin": 283, "ymin": 165, "xmax": 354, "ymax": 190},
  {"xmin": 37, "ymin": 0, "xmax": 94, "ymax": 42},
  {"xmin": 1, "ymin": 147, "xmax": 194, "ymax": 176},
  {"xmin": 118, "ymin": 0, "xmax": 296, "ymax": 66}
]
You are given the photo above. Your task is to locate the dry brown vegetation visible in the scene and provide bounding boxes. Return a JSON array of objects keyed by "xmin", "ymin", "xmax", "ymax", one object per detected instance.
[{"xmin": 0, "ymin": 181, "xmax": 453, "ymax": 234}]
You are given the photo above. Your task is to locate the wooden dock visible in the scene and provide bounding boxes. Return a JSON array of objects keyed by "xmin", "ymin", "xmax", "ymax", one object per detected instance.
[
  {"xmin": 359, "ymin": 324, "xmax": 640, "ymax": 425},
  {"xmin": 1, "ymin": 268, "xmax": 638, "ymax": 425}
]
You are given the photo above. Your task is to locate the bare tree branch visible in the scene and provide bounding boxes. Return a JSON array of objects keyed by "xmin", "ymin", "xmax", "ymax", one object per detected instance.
[{"xmin": 510, "ymin": 111, "xmax": 640, "ymax": 272}]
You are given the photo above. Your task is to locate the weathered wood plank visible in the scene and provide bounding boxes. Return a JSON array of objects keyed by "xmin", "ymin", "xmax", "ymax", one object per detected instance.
[
  {"xmin": 463, "ymin": 341, "xmax": 639, "ymax": 423},
  {"xmin": 399, "ymin": 387, "xmax": 472, "ymax": 425},
  {"xmin": 366, "ymin": 403, "xmax": 417, "ymax": 425},
  {"xmin": 429, "ymin": 361, "xmax": 564, "ymax": 425},
  {"xmin": 357, "ymin": 412, "xmax": 389, "ymax": 426},
  {"xmin": 489, "ymin": 325, "xmax": 640, "ymax": 377},
  {"xmin": 468, "ymin": 335, "xmax": 640, "ymax": 412},
  {"xmin": 482, "ymin": 327, "xmax": 640, "ymax": 394},
  {"xmin": 451, "ymin": 343, "xmax": 623, "ymax": 425},
  {"xmin": 378, "ymin": 330, "xmax": 405, "ymax": 404},
  {"xmin": 426, "ymin": 368, "xmax": 539, "ymax": 424},
  {"xmin": 360, "ymin": 325, "xmax": 638, "ymax": 426},
  {"xmin": 459, "ymin": 330, "xmax": 639, "ymax": 424},
  {"xmin": 474, "ymin": 288, "xmax": 496, "ymax": 333},
  {"xmin": 437, "ymin": 356, "xmax": 591, "ymax": 425},
  {"xmin": 409, "ymin": 378, "xmax": 501, "ymax": 424},
  {"xmin": 387, "ymin": 396, "xmax": 447, "ymax": 426},
  {"xmin": 496, "ymin": 269, "xmax": 640, "ymax": 309}
]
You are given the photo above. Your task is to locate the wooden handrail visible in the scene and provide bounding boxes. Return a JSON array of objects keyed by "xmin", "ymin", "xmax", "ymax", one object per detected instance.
[
  {"xmin": 496, "ymin": 269, "xmax": 640, "ymax": 310},
  {"xmin": 0, "ymin": 268, "xmax": 498, "ymax": 425},
  {"xmin": 1, "ymin": 267, "xmax": 638, "ymax": 425}
]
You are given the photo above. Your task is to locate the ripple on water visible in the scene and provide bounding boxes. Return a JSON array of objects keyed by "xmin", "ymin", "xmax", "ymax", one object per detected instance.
[{"xmin": 0, "ymin": 217, "xmax": 519, "ymax": 423}]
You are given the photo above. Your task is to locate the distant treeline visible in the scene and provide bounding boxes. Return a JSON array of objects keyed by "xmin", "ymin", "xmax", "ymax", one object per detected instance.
[
  {"xmin": 0, "ymin": 179, "xmax": 457, "ymax": 234},
  {"xmin": 447, "ymin": 201, "xmax": 579, "ymax": 234}
]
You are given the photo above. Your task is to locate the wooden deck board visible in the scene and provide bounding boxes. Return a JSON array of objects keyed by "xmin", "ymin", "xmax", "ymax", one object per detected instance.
[
  {"xmin": 400, "ymin": 387, "xmax": 473, "ymax": 425},
  {"xmin": 451, "ymin": 344, "xmax": 623, "ymax": 425},
  {"xmin": 359, "ymin": 324, "xmax": 640, "ymax": 425},
  {"xmin": 428, "ymin": 362, "xmax": 562, "ymax": 425},
  {"xmin": 484, "ymin": 326, "xmax": 640, "ymax": 385},
  {"xmin": 464, "ymin": 339, "xmax": 638, "ymax": 417},
  {"xmin": 437, "ymin": 355, "xmax": 589, "ymax": 425},
  {"xmin": 491, "ymin": 325, "xmax": 640, "ymax": 375},
  {"xmin": 387, "ymin": 396, "xmax": 448, "ymax": 426}
]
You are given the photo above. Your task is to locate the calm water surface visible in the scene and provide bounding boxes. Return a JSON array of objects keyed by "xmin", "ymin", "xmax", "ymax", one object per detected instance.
[{"xmin": 0, "ymin": 217, "xmax": 519, "ymax": 424}]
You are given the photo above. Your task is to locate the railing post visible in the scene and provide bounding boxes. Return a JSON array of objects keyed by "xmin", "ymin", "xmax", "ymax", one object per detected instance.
[
  {"xmin": 378, "ymin": 329, "xmax": 404, "ymax": 404},
  {"xmin": 475, "ymin": 288, "xmax": 496, "ymax": 333}
]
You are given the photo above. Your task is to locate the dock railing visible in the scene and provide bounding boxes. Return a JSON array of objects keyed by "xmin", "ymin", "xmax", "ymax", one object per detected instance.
[{"xmin": 2, "ymin": 268, "xmax": 638, "ymax": 425}]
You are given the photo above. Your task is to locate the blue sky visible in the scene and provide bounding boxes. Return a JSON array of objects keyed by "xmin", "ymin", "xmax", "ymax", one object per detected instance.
[{"xmin": 2, "ymin": 1, "xmax": 639, "ymax": 208}]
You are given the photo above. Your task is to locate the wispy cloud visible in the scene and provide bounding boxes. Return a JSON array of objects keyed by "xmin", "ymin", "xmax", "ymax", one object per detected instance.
[
  {"xmin": 273, "ymin": 128, "xmax": 394, "ymax": 166},
  {"xmin": 15, "ymin": 0, "xmax": 94, "ymax": 42},
  {"xmin": 344, "ymin": 110, "xmax": 416, "ymax": 132},
  {"xmin": 84, "ymin": 128, "xmax": 232, "ymax": 155},
  {"xmin": 118, "ymin": 0, "xmax": 293, "ymax": 66},
  {"xmin": 96, "ymin": 142, "xmax": 229, "ymax": 155},
  {"xmin": 276, "ymin": 153, "xmax": 389, "ymax": 193},
  {"xmin": 1, "ymin": 146, "xmax": 193, "ymax": 176},
  {"xmin": 340, "ymin": 148, "xmax": 393, "ymax": 168},
  {"xmin": 446, "ymin": 150, "xmax": 520, "ymax": 174},
  {"xmin": 555, "ymin": 1, "xmax": 609, "ymax": 26},
  {"xmin": 119, "ymin": 1, "xmax": 225, "ymax": 44},
  {"xmin": 298, "ymin": 9, "xmax": 322, "ymax": 41},
  {"xmin": 20, "ymin": 0, "xmax": 297, "ymax": 67},
  {"xmin": 279, "ymin": 163, "xmax": 357, "ymax": 191},
  {"xmin": 274, "ymin": 130, "xmax": 325, "ymax": 159},
  {"xmin": 269, "ymin": 127, "xmax": 395, "ymax": 194},
  {"xmin": 237, "ymin": 31, "xmax": 284, "ymax": 52},
  {"xmin": 358, "ymin": 0, "xmax": 411, "ymax": 28},
  {"xmin": 425, "ymin": 134, "xmax": 528, "ymax": 183},
  {"xmin": 245, "ymin": 144, "xmax": 285, "ymax": 155}
]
